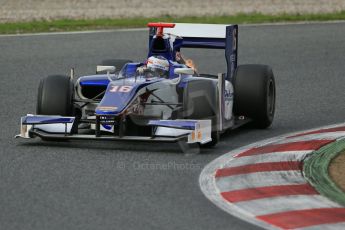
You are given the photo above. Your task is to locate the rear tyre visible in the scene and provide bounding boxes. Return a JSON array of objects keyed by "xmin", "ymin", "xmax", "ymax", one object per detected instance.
[
  {"xmin": 233, "ymin": 64, "xmax": 276, "ymax": 128},
  {"xmin": 36, "ymin": 75, "xmax": 74, "ymax": 116},
  {"xmin": 99, "ymin": 59, "xmax": 133, "ymax": 73}
]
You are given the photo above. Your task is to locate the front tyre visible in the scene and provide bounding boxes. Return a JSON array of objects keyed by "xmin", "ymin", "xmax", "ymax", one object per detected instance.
[
  {"xmin": 36, "ymin": 75, "xmax": 74, "ymax": 116},
  {"xmin": 233, "ymin": 64, "xmax": 276, "ymax": 128}
]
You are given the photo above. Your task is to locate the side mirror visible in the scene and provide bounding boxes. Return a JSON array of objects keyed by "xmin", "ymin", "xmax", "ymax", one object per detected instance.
[
  {"xmin": 96, "ymin": 65, "xmax": 116, "ymax": 74},
  {"xmin": 174, "ymin": 67, "xmax": 194, "ymax": 75},
  {"xmin": 170, "ymin": 67, "xmax": 194, "ymax": 85}
]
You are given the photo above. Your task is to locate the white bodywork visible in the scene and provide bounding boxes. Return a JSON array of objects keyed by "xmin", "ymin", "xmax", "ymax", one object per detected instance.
[
  {"xmin": 186, "ymin": 119, "xmax": 212, "ymax": 144},
  {"xmin": 16, "ymin": 115, "xmax": 74, "ymax": 138},
  {"xmin": 155, "ymin": 120, "xmax": 212, "ymax": 144},
  {"xmin": 224, "ymin": 80, "xmax": 234, "ymax": 121},
  {"xmin": 89, "ymin": 118, "xmax": 212, "ymax": 144},
  {"xmin": 164, "ymin": 23, "xmax": 229, "ymax": 38},
  {"xmin": 96, "ymin": 65, "xmax": 116, "ymax": 74}
]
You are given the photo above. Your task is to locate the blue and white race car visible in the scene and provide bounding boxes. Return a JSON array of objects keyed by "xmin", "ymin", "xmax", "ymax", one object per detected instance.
[{"xmin": 16, "ymin": 22, "xmax": 276, "ymax": 148}]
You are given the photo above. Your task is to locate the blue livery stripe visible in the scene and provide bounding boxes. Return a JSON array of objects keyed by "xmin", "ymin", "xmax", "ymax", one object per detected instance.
[
  {"xmin": 80, "ymin": 80, "xmax": 109, "ymax": 86},
  {"xmin": 23, "ymin": 116, "xmax": 75, "ymax": 124},
  {"xmin": 148, "ymin": 120, "xmax": 197, "ymax": 130}
]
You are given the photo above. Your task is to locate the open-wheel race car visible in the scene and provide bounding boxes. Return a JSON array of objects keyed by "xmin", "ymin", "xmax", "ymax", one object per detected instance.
[{"xmin": 16, "ymin": 22, "xmax": 276, "ymax": 149}]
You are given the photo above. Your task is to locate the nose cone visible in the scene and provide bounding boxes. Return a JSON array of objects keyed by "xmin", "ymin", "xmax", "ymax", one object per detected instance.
[{"xmin": 96, "ymin": 82, "xmax": 137, "ymax": 115}]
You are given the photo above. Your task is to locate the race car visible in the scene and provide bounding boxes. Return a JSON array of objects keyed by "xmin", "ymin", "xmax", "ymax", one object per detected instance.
[{"xmin": 16, "ymin": 22, "xmax": 276, "ymax": 149}]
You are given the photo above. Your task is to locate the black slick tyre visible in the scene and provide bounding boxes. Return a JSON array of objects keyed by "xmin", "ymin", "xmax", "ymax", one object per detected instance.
[
  {"xmin": 233, "ymin": 64, "xmax": 276, "ymax": 128},
  {"xmin": 36, "ymin": 75, "xmax": 74, "ymax": 116}
]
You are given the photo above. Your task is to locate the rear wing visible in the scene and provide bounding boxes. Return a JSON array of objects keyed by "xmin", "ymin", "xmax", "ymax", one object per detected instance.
[{"xmin": 148, "ymin": 23, "xmax": 238, "ymax": 80}]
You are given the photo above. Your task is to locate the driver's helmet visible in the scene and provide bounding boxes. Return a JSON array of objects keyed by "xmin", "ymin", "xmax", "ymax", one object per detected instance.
[{"xmin": 146, "ymin": 56, "xmax": 170, "ymax": 78}]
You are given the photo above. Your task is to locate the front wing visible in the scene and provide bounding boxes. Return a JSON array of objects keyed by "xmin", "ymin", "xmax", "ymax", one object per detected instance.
[{"xmin": 16, "ymin": 115, "xmax": 212, "ymax": 144}]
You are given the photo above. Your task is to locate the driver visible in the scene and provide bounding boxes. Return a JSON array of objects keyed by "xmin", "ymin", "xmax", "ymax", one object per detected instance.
[{"xmin": 137, "ymin": 55, "xmax": 170, "ymax": 78}]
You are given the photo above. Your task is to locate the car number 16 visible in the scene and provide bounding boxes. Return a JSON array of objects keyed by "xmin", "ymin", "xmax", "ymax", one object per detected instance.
[{"xmin": 109, "ymin": 85, "xmax": 133, "ymax": 93}]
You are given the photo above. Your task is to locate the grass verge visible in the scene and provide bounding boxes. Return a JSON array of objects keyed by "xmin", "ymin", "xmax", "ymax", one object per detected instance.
[
  {"xmin": 1, "ymin": 11, "xmax": 345, "ymax": 34},
  {"xmin": 304, "ymin": 139, "xmax": 345, "ymax": 206},
  {"xmin": 329, "ymin": 151, "xmax": 345, "ymax": 192}
]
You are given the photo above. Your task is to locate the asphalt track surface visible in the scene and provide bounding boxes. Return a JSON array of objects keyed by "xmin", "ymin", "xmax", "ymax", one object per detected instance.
[{"xmin": 1, "ymin": 22, "xmax": 345, "ymax": 230}]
